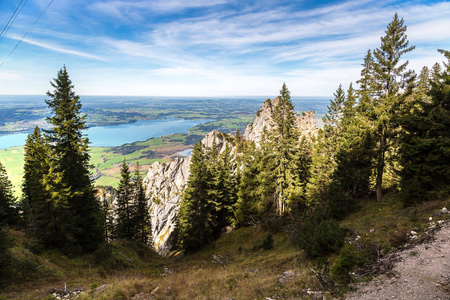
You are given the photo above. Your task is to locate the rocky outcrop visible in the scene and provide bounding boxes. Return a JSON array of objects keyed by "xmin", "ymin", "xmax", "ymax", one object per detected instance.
[
  {"xmin": 243, "ymin": 97, "xmax": 317, "ymax": 145},
  {"xmin": 143, "ymin": 130, "xmax": 233, "ymax": 255},
  {"xmin": 145, "ymin": 98, "xmax": 317, "ymax": 255},
  {"xmin": 143, "ymin": 157, "xmax": 191, "ymax": 256}
]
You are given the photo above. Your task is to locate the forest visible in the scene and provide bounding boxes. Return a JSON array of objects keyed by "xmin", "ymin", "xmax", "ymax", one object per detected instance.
[{"xmin": 0, "ymin": 14, "xmax": 449, "ymax": 299}]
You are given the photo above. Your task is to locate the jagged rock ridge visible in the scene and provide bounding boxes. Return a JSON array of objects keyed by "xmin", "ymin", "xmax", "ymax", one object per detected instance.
[
  {"xmin": 143, "ymin": 130, "xmax": 233, "ymax": 256},
  {"xmin": 144, "ymin": 98, "xmax": 317, "ymax": 255},
  {"xmin": 243, "ymin": 97, "xmax": 317, "ymax": 145}
]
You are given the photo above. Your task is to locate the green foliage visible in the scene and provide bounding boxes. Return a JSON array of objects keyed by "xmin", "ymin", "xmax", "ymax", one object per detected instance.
[
  {"xmin": 360, "ymin": 14, "xmax": 415, "ymax": 201},
  {"xmin": 292, "ymin": 213, "xmax": 344, "ymax": 257},
  {"xmin": 0, "ymin": 162, "xmax": 17, "ymax": 225},
  {"xmin": 114, "ymin": 159, "xmax": 135, "ymax": 240},
  {"xmin": 113, "ymin": 289, "xmax": 127, "ymax": 300},
  {"xmin": 261, "ymin": 233, "xmax": 274, "ymax": 250},
  {"xmin": 331, "ymin": 243, "xmax": 358, "ymax": 283},
  {"xmin": 0, "ymin": 226, "xmax": 12, "ymax": 281},
  {"xmin": 132, "ymin": 162, "xmax": 152, "ymax": 245},
  {"xmin": 21, "ymin": 67, "xmax": 104, "ymax": 253},
  {"xmin": 399, "ymin": 50, "xmax": 450, "ymax": 204},
  {"xmin": 177, "ymin": 142, "xmax": 214, "ymax": 252},
  {"xmin": 176, "ymin": 138, "xmax": 239, "ymax": 252}
]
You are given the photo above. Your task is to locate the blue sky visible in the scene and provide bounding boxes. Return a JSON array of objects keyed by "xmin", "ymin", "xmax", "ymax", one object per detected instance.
[{"xmin": 0, "ymin": 0, "xmax": 449, "ymax": 97}]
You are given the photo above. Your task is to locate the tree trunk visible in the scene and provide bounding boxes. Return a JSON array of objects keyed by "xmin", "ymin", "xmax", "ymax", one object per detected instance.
[{"xmin": 375, "ymin": 128, "xmax": 386, "ymax": 201}]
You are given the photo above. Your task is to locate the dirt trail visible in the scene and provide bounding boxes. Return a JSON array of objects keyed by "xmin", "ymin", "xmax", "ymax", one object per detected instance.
[{"xmin": 347, "ymin": 222, "xmax": 450, "ymax": 300}]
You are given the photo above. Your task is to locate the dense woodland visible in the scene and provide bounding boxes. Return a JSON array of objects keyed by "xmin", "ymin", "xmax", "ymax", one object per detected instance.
[{"xmin": 1, "ymin": 14, "xmax": 450, "ymax": 288}]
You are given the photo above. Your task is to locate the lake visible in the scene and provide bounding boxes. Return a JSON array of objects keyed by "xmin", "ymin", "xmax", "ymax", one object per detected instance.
[{"xmin": 0, "ymin": 117, "xmax": 212, "ymax": 149}]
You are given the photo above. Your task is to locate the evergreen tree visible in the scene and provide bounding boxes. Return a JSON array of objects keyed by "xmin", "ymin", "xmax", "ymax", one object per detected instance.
[
  {"xmin": 209, "ymin": 144, "xmax": 237, "ymax": 236},
  {"xmin": 370, "ymin": 14, "xmax": 415, "ymax": 201},
  {"xmin": 132, "ymin": 162, "xmax": 151, "ymax": 244},
  {"xmin": 21, "ymin": 126, "xmax": 49, "ymax": 238},
  {"xmin": 356, "ymin": 50, "xmax": 375, "ymax": 114},
  {"xmin": 45, "ymin": 66, "xmax": 104, "ymax": 251},
  {"xmin": 344, "ymin": 83, "xmax": 357, "ymax": 120},
  {"xmin": 115, "ymin": 159, "xmax": 134, "ymax": 240},
  {"xmin": 357, "ymin": 14, "xmax": 415, "ymax": 201},
  {"xmin": 177, "ymin": 141, "xmax": 214, "ymax": 252},
  {"xmin": 273, "ymin": 83, "xmax": 304, "ymax": 216},
  {"xmin": 323, "ymin": 84, "xmax": 345, "ymax": 129},
  {"xmin": 399, "ymin": 50, "xmax": 450, "ymax": 202},
  {"xmin": 0, "ymin": 162, "xmax": 16, "ymax": 226}
]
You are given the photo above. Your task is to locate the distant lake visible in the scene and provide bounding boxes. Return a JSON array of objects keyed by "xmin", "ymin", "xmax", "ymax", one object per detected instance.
[{"xmin": 0, "ymin": 117, "xmax": 212, "ymax": 149}]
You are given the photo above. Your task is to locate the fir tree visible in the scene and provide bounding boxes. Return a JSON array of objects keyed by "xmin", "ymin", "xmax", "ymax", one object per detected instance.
[
  {"xmin": 45, "ymin": 66, "xmax": 104, "ymax": 251},
  {"xmin": 21, "ymin": 126, "xmax": 50, "ymax": 240},
  {"xmin": 132, "ymin": 162, "xmax": 151, "ymax": 244},
  {"xmin": 0, "ymin": 162, "xmax": 16, "ymax": 226},
  {"xmin": 177, "ymin": 141, "xmax": 214, "ymax": 252},
  {"xmin": 323, "ymin": 84, "xmax": 345, "ymax": 129},
  {"xmin": 370, "ymin": 14, "xmax": 415, "ymax": 201},
  {"xmin": 115, "ymin": 159, "xmax": 134, "ymax": 240},
  {"xmin": 399, "ymin": 50, "xmax": 450, "ymax": 202},
  {"xmin": 273, "ymin": 83, "xmax": 303, "ymax": 215}
]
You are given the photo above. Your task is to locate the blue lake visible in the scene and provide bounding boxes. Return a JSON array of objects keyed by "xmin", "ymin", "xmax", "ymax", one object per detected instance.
[{"xmin": 0, "ymin": 117, "xmax": 212, "ymax": 149}]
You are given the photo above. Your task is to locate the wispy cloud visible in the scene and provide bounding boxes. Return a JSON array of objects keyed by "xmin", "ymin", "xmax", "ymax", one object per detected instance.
[
  {"xmin": 10, "ymin": 36, "xmax": 106, "ymax": 61},
  {"xmin": 1, "ymin": 0, "xmax": 450, "ymax": 96}
]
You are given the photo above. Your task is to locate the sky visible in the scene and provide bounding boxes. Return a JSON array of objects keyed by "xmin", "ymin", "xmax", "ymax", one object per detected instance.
[{"xmin": 0, "ymin": 0, "xmax": 449, "ymax": 97}]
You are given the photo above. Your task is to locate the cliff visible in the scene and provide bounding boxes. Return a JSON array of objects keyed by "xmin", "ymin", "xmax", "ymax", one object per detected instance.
[
  {"xmin": 145, "ymin": 98, "xmax": 317, "ymax": 255},
  {"xmin": 143, "ymin": 130, "xmax": 233, "ymax": 255},
  {"xmin": 243, "ymin": 97, "xmax": 317, "ymax": 145}
]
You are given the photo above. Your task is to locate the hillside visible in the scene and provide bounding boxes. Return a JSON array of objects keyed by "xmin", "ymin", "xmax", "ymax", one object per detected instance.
[{"xmin": 1, "ymin": 194, "xmax": 449, "ymax": 299}]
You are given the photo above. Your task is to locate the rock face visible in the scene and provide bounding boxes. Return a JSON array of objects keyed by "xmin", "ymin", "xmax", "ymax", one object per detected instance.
[
  {"xmin": 243, "ymin": 97, "xmax": 317, "ymax": 145},
  {"xmin": 143, "ymin": 157, "xmax": 191, "ymax": 256},
  {"xmin": 143, "ymin": 130, "xmax": 233, "ymax": 255},
  {"xmin": 144, "ymin": 98, "xmax": 317, "ymax": 255}
]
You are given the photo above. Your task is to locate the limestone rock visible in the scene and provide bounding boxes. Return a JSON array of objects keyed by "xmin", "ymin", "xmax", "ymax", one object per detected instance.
[
  {"xmin": 243, "ymin": 97, "xmax": 317, "ymax": 146},
  {"xmin": 144, "ymin": 130, "xmax": 234, "ymax": 255},
  {"xmin": 144, "ymin": 97, "xmax": 317, "ymax": 255}
]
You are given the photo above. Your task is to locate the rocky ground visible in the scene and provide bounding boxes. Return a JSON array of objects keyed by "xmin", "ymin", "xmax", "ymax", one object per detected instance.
[{"xmin": 347, "ymin": 219, "xmax": 450, "ymax": 300}]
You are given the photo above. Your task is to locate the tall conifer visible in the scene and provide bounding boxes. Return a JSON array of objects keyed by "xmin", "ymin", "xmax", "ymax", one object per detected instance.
[{"xmin": 45, "ymin": 66, "xmax": 104, "ymax": 251}]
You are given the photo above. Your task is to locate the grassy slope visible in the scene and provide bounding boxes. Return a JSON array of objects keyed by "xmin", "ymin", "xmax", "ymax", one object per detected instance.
[{"xmin": 2, "ymin": 193, "xmax": 449, "ymax": 299}]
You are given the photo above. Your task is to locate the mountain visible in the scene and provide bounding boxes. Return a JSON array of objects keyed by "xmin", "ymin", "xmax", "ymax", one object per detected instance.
[{"xmin": 144, "ymin": 97, "xmax": 317, "ymax": 255}]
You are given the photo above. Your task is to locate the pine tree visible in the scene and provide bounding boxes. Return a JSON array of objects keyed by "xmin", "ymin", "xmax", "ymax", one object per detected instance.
[
  {"xmin": 21, "ymin": 126, "xmax": 49, "ymax": 238},
  {"xmin": 177, "ymin": 141, "xmax": 214, "ymax": 252},
  {"xmin": 45, "ymin": 66, "xmax": 104, "ymax": 251},
  {"xmin": 323, "ymin": 84, "xmax": 345, "ymax": 129},
  {"xmin": 357, "ymin": 50, "xmax": 375, "ymax": 114},
  {"xmin": 399, "ymin": 50, "xmax": 450, "ymax": 202},
  {"xmin": 370, "ymin": 14, "xmax": 415, "ymax": 201},
  {"xmin": 115, "ymin": 159, "xmax": 134, "ymax": 240},
  {"xmin": 343, "ymin": 83, "xmax": 357, "ymax": 120},
  {"xmin": 209, "ymin": 144, "xmax": 237, "ymax": 236},
  {"xmin": 132, "ymin": 162, "xmax": 151, "ymax": 244},
  {"xmin": 0, "ymin": 162, "xmax": 16, "ymax": 226},
  {"xmin": 273, "ymin": 83, "xmax": 303, "ymax": 216}
]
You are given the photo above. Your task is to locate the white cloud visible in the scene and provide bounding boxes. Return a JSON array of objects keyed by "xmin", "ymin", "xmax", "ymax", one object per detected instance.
[{"xmin": 8, "ymin": 36, "xmax": 106, "ymax": 61}]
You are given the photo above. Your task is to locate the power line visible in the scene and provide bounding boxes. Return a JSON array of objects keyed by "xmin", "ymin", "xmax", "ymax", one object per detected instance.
[
  {"xmin": 0, "ymin": 0, "xmax": 28, "ymax": 43},
  {"xmin": 0, "ymin": 0, "xmax": 55, "ymax": 68}
]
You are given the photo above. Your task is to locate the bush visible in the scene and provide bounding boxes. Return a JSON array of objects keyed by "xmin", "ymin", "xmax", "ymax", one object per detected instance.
[
  {"xmin": 331, "ymin": 243, "xmax": 358, "ymax": 283},
  {"xmin": 292, "ymin": 214, "xmax": 345, "ymax": 257},
  {"xmin": 113, "ymin": 289, "xmax": 127, "ymax": 300},
  {"xmin": 261, "ymin": 233, "xmax": 274, "ymax": 250}
]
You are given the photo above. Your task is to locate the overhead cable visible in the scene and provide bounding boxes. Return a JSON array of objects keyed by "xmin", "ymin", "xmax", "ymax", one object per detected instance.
[
  {"xmin": 0, "ymin": 0, "xmax": 55, "ymax": 68},
  {"xmin": 0, "ymin": 0, "xmax": 28, "ymax": 43}
]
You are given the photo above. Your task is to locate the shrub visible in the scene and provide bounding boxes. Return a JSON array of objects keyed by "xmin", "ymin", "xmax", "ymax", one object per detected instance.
[
  {"xmin": 113, "ymin": 289, "xmax": 127, "ymax": 300},
  {"xmin": 261, "ymin": 233, "xmax": 274, "ymax": 250},
  {"xmin": 292, "ymin": 214, "xmax": 345, "ymax": 257},
  {"xmin": 331, "ymin": 243, "xmax": 358, "ymax": 283}
]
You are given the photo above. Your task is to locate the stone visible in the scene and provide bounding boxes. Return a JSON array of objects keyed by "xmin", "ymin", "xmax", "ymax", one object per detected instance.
[
  {"xmin": 442, "ymin": 207, "xmax": 448, "ymax": 214},
  {"xmin": 143, "ymin": 97, "xmax": 317, "ymax": 255}
]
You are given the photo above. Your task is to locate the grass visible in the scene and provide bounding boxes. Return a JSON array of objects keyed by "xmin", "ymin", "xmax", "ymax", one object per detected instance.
[{"xmin": 1, "ymin": 193, "xmax": 449, "ymax": 299}]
